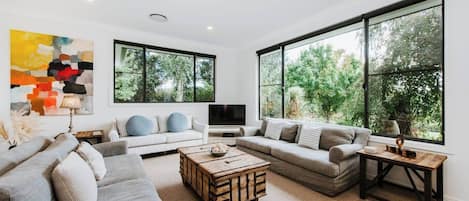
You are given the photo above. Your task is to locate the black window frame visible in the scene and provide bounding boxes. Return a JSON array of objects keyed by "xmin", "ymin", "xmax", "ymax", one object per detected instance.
[
  {"xmin": 114, "ymin": 40, "xmax": 216, "ymax": 103},
  {"xmin": 257, "ymin": 0, "xmax": 445, "ymax": 145}
]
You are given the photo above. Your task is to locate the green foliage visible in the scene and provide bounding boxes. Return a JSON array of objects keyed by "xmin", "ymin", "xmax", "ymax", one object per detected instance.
[
  {"xmin": 285, "ymin": 45, "xmax": 363, "ymax": 126},
  {"xmin": 114, "ymin": 46, "xmax": 144, "ymax": 102},
  {"xmin": 368, "ymin": 6, "xmax": 442, "ymax": 141}
]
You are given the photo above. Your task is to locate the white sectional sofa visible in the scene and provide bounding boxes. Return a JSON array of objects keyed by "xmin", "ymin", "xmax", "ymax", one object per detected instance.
[{"xmin": 106, "ymin": 115, "xmax": 208, "ymax": 155}]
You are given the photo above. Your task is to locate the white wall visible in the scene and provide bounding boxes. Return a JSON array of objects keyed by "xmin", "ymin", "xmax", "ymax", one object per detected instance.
[
  {"xmin": 0, "ymin": 11, "xmax": 241, "ymax": 137},
  {"xmin": 236, "ymin": 0, "xmax": 469, "ymax": 200}
]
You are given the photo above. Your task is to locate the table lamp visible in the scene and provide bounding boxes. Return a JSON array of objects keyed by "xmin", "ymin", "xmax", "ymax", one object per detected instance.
[
  {"xmin": 60, "ymin": 95, "xmax": 81, "ymax": 133},
  {"xmin": 383, "ymin": 120, "xmax": 404, "ymax": 151}
]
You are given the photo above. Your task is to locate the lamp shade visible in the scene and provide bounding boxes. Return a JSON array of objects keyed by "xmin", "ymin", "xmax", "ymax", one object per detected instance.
[
  {"xmin": 383, "ymin": 120, "xmax": 400, "ymax": 135},
  {"xmin": 60, "ymin": 95, "xmax": 81, "ymax": 109}
]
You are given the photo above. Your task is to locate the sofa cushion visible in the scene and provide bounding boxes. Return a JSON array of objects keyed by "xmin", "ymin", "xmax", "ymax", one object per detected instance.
[
  {"xmin": 280, "ymin": 124, "xmax": 299, "ymax": 143},
  {"xmin": 271, "ymin": 143, "xmax": 340, "ymax": 177},
  {"xmin": 164, "ymin": 130, "xmax": 202, "ymax": 143},
  {"xmin": 236, "ymin": 136, "xmax": 288, "ymax": 154},
  {"xmin": 120, "ymin": 134, "xmax": 167, "ymax": 148},
  {"xmin": 97, "ymin": 154, "xmax": 147, "ymax": 187},
  {"xmin": 167, "ymin": 112, "xmax": 189, "ymax": 132},
  {"xmin": 319, "ymin": 128, "xmax": 355, "ymax": 150},
  {"xmin": 0, "ymin": 151, "xmax": 61, "ymax": 201},
  {"xmin": 44, "ymin": 133, "xmax": 79, "ymax": 160},
  {"xmin": 126, "ymin": 115, "xmax": 154, "ymax": 136},
  {"xmin": 98, "ymin": 178, "xmax": 161, "ymax": 201},
  {"xmin": 76, "ymin": 142, "xmax": 107, "ymax": 180},
  {"xmin": 52, "ymin": 152, "xmax": 98, "ymax": 201},
  {"xmin": 0, "ymin": 136, "xmax": 51, "ymax": 175},
  {"xmin": 117, "ymin": 116, "xmax": 159, "ymax": 137}
]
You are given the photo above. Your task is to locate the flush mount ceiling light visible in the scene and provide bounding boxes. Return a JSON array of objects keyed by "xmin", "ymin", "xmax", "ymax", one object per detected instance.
[
  {"xmin": 149, "ymin": 13, "xmax": 168, "ymax": 23},
  {"xmin": 207, "ymin": 26, "xmax": 214, "ymax": 31}
]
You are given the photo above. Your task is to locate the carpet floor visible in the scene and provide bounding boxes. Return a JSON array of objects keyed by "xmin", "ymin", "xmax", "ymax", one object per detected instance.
[{"xmin": 142, "ymin": 153, "xmax": 415, "ymax": 201}]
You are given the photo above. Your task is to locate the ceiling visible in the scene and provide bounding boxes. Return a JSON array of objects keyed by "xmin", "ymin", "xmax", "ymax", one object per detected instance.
[{"xmin": 1, "ymin": 0, "xmax": 350, "ymax": 48}]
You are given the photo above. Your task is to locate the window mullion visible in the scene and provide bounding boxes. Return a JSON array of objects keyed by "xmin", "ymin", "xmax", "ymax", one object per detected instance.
[
  {"xmin": 364, "ymin": 18, "xmax": 370, "ymax": 128},
  {"xmin": 281, "ymin": 46, "xmax": 285, "ymax": 119}
]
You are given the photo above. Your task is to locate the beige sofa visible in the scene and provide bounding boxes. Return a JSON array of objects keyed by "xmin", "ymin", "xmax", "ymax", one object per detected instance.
[
  {"xmin": 107, "ymin": 115, "xmax": 208, "ymax": 155},
  {"xmin": 237, "ymin": 119, "xmax": 370, "ymax": 196}
]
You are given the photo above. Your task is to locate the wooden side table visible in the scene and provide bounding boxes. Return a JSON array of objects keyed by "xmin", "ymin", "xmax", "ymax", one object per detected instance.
[
  {"xmin": 358, "ymin": 150, "xmax": 447, "ymax": 201},
  {"xmin": 73, "ymin": 130, "xmax": 104, "ymax": 144}
]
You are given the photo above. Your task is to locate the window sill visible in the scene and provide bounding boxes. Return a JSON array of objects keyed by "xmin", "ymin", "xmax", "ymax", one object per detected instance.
[{"xmin": 369, "ymin": 135, "xmax": 452, "ymax": 155}]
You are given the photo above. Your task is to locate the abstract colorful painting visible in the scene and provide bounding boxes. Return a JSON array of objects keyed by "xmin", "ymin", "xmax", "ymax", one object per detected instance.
[{"xmin": 10, "ymin": 30, "xmax": 93, "ymax": 116}]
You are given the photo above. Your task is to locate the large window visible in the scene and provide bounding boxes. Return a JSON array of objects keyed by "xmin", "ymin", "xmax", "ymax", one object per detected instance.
[
  {"xmin": 114, "ymin": 40, "xmax": 215, "ymax": 103},
  {"xmin": 258, "ymin": 0, "xmax": 443, "ymax": 144}
]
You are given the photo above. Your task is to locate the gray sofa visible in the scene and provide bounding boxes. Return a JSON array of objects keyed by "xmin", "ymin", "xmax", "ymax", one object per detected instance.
[
  {"xmin": 237, "ymin": 119, "xmax": 370, "ymax": 196},
  {"xmin": 0, "ymin": 134, "xmax": 161, "ymax": 201}
]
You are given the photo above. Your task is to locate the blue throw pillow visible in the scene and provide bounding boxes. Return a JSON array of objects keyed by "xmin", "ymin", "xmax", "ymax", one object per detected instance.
[
  {"xmin": 126, "ymin": 115, "xmax": 154, "ymax": 136},
  {"xmin": 167, "ymin": 112, "xmax": 189, "ymax": 132}
]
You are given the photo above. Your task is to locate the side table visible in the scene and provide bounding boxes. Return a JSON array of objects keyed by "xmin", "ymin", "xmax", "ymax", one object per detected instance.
[
  {"xmin": 73, "ymin": 130, "xmax": 104, "ymax": 144},
  {"xmin": 358, "ymin": 150, "xmax": 447, "ymax": 201}
]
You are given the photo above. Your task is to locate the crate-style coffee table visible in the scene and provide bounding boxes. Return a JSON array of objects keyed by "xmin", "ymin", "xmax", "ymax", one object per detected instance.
[{"xmin": 178, "ymin": 144, "xmax": 270, "ymax": 201}]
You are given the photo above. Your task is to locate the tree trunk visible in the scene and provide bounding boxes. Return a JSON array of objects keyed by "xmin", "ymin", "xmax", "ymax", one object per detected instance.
[{"xmin": 175, "ymin": 79, "xmax": 184, "ymax": 102}]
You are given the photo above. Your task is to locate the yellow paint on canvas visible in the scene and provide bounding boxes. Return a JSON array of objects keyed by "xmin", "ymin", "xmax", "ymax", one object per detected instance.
[{"xmin": 11, "ymin": 30, "xmax": 54, "ymax": 71}]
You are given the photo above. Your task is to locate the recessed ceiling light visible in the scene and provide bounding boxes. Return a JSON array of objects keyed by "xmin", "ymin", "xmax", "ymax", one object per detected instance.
[
  {"xmin": 207, "ymin": 26, "xmax": 214, "ymax": 31},
  {"xmin": 149, "ymin": 13, "xmax": 168, "ymax": 23}
]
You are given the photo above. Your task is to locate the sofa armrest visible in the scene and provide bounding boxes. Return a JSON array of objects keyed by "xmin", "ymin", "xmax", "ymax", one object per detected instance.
[
  {"xmin": 329, "ymin": 144, "xmax": 363, "ymax": 164},
  {"xmin": 193, "ymin": 120, "xmax": 208, "ymax": 144},
  {"xmin": 92, "ymin": 141, "xmax": 128, "ymax": 157},
  {"xmin": 240, "ymin": 126, "xmax": 260, "ymax": 136}
]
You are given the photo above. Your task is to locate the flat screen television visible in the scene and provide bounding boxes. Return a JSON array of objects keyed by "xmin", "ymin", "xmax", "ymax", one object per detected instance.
[{"xmin": 209, "ymin": 104, "xmax": 246, "ymax": 125}]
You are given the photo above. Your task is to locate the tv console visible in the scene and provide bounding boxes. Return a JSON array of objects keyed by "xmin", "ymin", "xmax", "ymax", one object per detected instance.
[{"xmin": 208, "ymin": 125, "xmax": 242, "ymax": 137}]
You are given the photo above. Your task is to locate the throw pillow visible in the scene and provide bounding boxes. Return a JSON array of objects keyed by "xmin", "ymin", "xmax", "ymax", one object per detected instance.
[
  {"xmin": 76, "ymin": 142, "xmax": 107, "ymax": 180},
  {"xmin": 319, "ymin": 128, "xmax": 355, "ymax": 150},
  {"xmin": 52, "ymin": 152, "xmax": 97, "ymax": 201},
  {"xmin": 126, "ymin": 115, "xmax": 154, "ymax": 136},
  {"xmin": 298, "ymin": 126, "xmax": 322, "ymax": 150},
  {"xmin": 259, "ymin": 118, "xmax": 269, "ymax": 136},
  {"xmin": 167, "ymin": 112, "xmax": 189, "ymax": 132},
  {"xmin": 264, "ymin": 121, "xmax": 285, "ymax": 140},
  {"xmin": 158, "ymin": 115, "xmax": 168, "ymax": 132},
  {"xmin": 279, "ymin": 124, "xmax": 299, "ymax": 143}
]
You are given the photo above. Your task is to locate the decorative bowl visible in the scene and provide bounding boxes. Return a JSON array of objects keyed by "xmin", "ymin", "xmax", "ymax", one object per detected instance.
[
  {"xmin": 210, "ymin": 149, "xmax": 228, "ymax": 157},
  {"xmin": 210, "ymin": 143, "xmax": 229, "ymax": 157}
]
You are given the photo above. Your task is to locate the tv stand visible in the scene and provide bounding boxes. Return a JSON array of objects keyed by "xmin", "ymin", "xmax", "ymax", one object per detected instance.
[{"xmin": 208, "ymin": 125, "xmax": 242, "ymax": 137}]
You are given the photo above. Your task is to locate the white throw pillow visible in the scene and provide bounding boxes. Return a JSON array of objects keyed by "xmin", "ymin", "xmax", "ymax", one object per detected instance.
[
  {"xmin": 52, "ymin": 152, "xmax": 98, "ymax": 201},
  {"xmin": 76, "ymin": 142, "xmax": 107, "ymax": 180},
  {"xmin": 264, "ymin": 121, "xmax": 286, "ymax": 140},
  {"xmin": 298, "ymin": 126, "xmax": 322, "ymax": 150}
]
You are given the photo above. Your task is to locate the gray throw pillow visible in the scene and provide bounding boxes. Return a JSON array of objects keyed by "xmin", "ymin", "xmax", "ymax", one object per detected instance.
[
  {"xmin": 319, "ymin": 128, "xmax": 355, "ymax": 150},
  {"xmin": 280, "ymin": 124, "xmax": 299, "ymax": 143},
  {"xmin": 258, "ymin": 119, "xmax": 268, "ymax": 136}
]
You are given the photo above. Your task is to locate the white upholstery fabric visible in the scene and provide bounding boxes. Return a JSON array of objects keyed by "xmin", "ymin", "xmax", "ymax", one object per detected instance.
[
  {"xmin": 116, "ymin": 116, "xmax": 158, "ymax": 137},
  {"xmin": 264, "ymin": 121, "xmax": 286, "ymax": 140},
  {"xmin": 164, "ymin": 130, "xmax": 202, "ymax": 143},
  {"xmin": 120, "ymin": 134, "xmax": 167, "ymax": 148},
  {"xmin": 51, "ymin": 152, "xmax": 97, "ymax": 201},
  {"xmin": 76, "ymin": 142, "xmax": 107, "ymax": 180},
  {"xmin": 298, "ymin": 126, "xmax": 322, "ymax": 150}
]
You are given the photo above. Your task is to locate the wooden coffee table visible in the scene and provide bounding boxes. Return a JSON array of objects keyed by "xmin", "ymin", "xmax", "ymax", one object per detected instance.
[{"xmin": 178, "ymin": 144, "xmax": 270, "ymax": 201}]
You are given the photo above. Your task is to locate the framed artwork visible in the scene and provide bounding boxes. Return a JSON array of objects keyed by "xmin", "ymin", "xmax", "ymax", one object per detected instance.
[{"xmin": 10, "ymin": 30, "xmax": 94, "ymax": 116}]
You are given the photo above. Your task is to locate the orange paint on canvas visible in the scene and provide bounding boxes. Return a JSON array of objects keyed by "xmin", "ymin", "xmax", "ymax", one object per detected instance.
[{"xmin": 10, "ymin": 70, "xmax": 37, "ymax": 85}]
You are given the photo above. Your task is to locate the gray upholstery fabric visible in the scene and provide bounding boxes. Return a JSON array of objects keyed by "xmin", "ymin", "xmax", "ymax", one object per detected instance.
[
  {"xmin": 44, "ymin": 133, "xmax": 79, "ymax": 160},
  {"xmin": 259, "ymin": 119, "xmax": 268, "ymax": 136},
  {"xmin": 279, "ymin": 124, "xmax": 299, "ymax": 143},
  {"xmin": 97, "ymin": 154, "xmax": 147, "ymax": 187},
  {"xmin": 329, "ymin": 144, "xmax": 364, "ymax": 164},
  {"xmin": 319, "ymin": 128, "xmax": 355, "ymax": 150},
  {"xmin": 0, "ymin": 136, "xmax": 51, "ymax": 175},
  {"xmin": 98, "ymin": 178, "xmax": 161, "ymax": 201},
  {"xmin": 270, "ymin": 143, "xmax": 340, "ymax": 177},
  {"xmin": 0, "ymin": 151, "xmax": 60, "ymax": 201},
  {"xmin": 353, "ymin": 128, "xmax": 371, "ymax": 146},
  {"xmin": 238, "ymin": 146, "xmax": 359, "ymax": 196},
  {"xmin": 236, "ymin": 136, "xmax": 287, "ymax": 154},
  {"xmin": 93, "ymin": 141, "xmax": 128, "ymax": 157}
]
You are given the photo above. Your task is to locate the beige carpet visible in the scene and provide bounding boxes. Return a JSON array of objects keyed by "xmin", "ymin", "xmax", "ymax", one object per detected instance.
[{"xmin": 143, "ymin": 153, "xmax": 415, "ymax": 201}]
